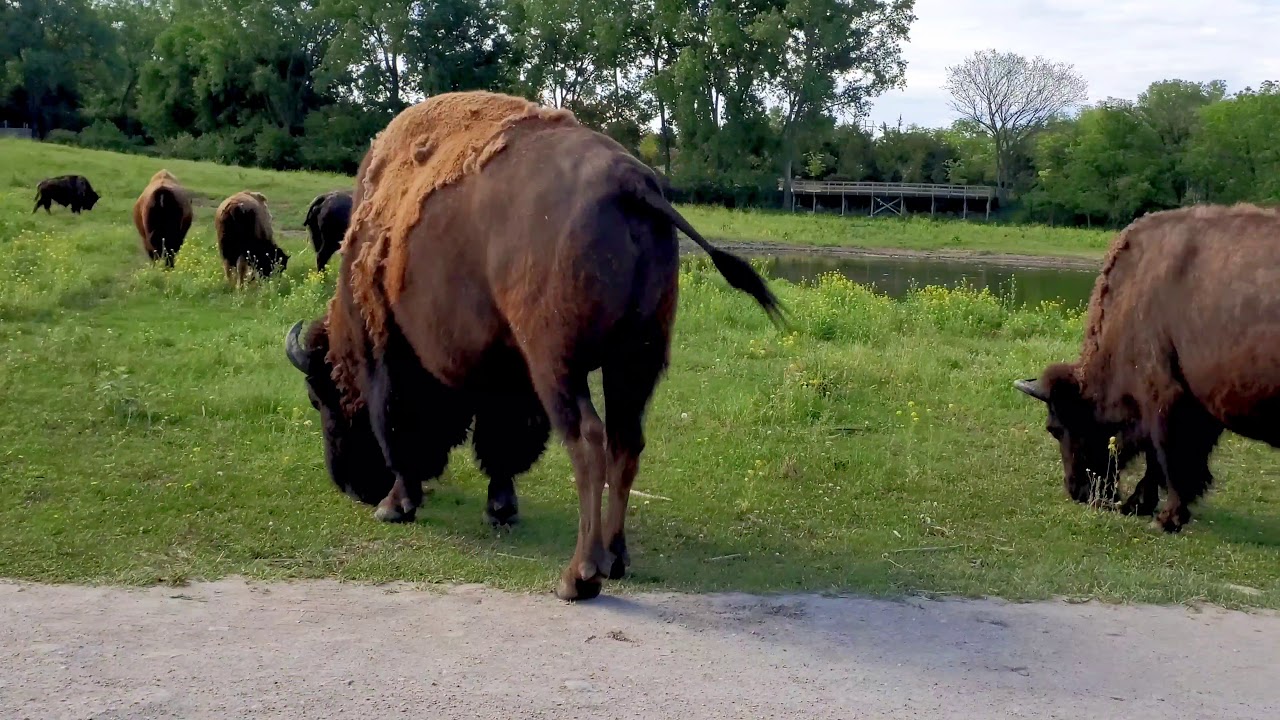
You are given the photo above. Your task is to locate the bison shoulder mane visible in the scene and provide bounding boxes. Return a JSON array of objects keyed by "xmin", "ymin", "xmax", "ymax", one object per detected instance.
[{"xmin": 326, "ymin": 91, "xmax": 579, "ymax": 412}]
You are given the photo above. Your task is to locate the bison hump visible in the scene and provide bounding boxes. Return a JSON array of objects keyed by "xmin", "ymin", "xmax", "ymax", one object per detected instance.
[{"xmin": 344, "ymin": 91, "xmax": 578, "ymax": 352}]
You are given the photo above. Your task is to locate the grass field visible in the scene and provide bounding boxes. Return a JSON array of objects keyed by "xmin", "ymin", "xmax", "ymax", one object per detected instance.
[
  {"xmin": 2, "ymin": 140, "xmax": 1278, "ymax": 609},
  {"xmin": 678, "ymin": 205, "xmax": 1115, "ymax": 259}
]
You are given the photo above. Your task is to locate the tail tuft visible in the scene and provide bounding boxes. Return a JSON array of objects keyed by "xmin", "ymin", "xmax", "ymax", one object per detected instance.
[{"xmin": 706, "ymin": 248, "xmax": 786, "ymax": 328}]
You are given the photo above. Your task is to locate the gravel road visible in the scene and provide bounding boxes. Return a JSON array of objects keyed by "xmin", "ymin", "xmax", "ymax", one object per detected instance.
[{"xmin": 2, "ymin": 578, "xmax": 1276, "ymax": 719}]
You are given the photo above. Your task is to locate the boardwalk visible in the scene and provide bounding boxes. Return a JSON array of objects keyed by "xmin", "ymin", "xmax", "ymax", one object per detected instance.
[{"xmin": 783, "ymin": 179, "xmax": 998, "ymax": 219}]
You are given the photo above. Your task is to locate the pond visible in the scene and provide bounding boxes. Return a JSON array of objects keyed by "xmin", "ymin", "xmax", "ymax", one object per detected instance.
[{"xmin": 748, "ymin": 252, "xmax": 1098, "ymax": 308}]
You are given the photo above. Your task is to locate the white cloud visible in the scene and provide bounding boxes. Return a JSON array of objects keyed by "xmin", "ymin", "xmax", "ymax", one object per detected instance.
[{"xmin": 867, "ymin": 0, "xmax": 1279, "ymax": 129}]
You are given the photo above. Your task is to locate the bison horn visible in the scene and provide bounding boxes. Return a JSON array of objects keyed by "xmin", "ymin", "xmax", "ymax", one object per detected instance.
[
  {"xmin": 285, "ymin": 321, "xmax": 310, "ymax": 373},
  {"xmin": 1013, "ymin": 378, "xmax": 1049, "ymax": 403}
]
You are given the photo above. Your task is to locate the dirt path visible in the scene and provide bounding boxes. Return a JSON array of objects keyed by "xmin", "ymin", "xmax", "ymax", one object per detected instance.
[{"xmin": 2, "ymin": 579, "xmax": 1276, "ymax": 719}]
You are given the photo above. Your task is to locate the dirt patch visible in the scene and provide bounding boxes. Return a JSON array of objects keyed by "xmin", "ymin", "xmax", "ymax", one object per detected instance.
[
  {"xmin": 688, "ymin": 238, "xmax": 1103, "ymax": 271},
  {"xmin": 2, "ymin": 578, "xmax": 1276, "ymax": 719}
]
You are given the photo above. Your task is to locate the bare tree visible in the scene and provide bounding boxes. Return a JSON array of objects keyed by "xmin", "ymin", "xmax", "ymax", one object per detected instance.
[{"xmin": 944, "ymin": 49, "xmax": 1087, "ymax": 198}]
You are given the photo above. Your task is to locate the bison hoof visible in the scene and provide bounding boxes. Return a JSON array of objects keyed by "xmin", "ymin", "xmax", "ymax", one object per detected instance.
[
  {"xmin": 374, "ymin": 500, "xmax": 417, "ymax": 523},
  {"xmin": 485, "ymin": 500, "xmax": 520, "ymax": 527},
  {"xmin": 1156, "ymin": 506, "xmax": 1191, "ymax": 533},
  {"xmin": 556, "ymin": 572, "xmax": 604, "ymax": 602}
]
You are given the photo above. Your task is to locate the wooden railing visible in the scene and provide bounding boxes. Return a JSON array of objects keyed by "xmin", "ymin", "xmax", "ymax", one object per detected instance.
[{"xmin": 782, "ymin": 178, "xmax": 996, "ymax": 200}]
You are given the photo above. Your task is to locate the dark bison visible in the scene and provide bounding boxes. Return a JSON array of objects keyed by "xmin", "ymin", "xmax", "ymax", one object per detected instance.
[
  {"xmin": 283, "ymin": 91, "xmax": 782, "ymax": 601},
  {"xmin": 33, "ymin": 175, "xmax": 99, "ymax": 214},
  {"xmin": 303, "ymin": 190, "xmax": 353, "ymax": 272},
  {"xmin": 132, "ymin": 169, "xmax": 194, "ymax": 268},
  {"xmin": 215, "ymin": 191, "xmax": 288, "ymax": 287},
  {"xmin": 1015, "ymin": 203, "xmax": 1280, "ymax": 532}
]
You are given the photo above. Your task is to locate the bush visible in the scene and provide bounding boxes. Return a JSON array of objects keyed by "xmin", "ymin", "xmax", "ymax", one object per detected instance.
[
  {"xmin": 76, "ymin": 120, "xmax": 142, "ymax": 153},
  {"xmin": 46, "ymin": 129, "xmax": 79, "ymax": 146}
]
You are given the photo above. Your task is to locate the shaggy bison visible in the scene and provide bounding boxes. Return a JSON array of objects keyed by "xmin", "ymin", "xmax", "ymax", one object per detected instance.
[
  {"xmin": 284, "ymin": 91, "xmax": 782, "ymax": 601},
  {"xmin": 1015, "ymin": 203, "xmax": 1280, "ymax": 532},
  {"xmin": 215, "ymin": 191, "xmax": 288, "ymax": 286},
  {"xmin": 133, "ymin": 169, "xmax": 193, "ymax": 268},
  {"xmin": 33, "ymin": 175, "xmax": 99, "ymax": 214},
  {"xmin": 303, "ymin": 190, "xmax": 353, "ymax": 271}
]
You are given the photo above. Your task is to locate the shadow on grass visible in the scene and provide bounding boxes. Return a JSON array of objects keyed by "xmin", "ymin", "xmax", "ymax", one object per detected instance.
[{"xmin": 1199, "ymin": 507, "xmax": 1280, "ymax": 549}]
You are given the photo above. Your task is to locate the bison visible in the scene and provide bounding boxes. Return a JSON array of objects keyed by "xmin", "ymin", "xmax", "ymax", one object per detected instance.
[
  {"xmin": 1015, "ymin": 203, "xmax": 1280, "ymax": 532},
  {"xmin": 303, "ymin": 190, "xmax": 353, "ymax": 272},
  {"xmin": 33, "ymin": 175, "xmax": 99, "ymax": 214},
  {"xmin": 215, "ymin": 191, "xmax": 288, "ymax": 287},
  {"xmin": 133, "ymin": 169, "xmax": 194, "ymax": 268},
  {"xmin": 283, "ymin": 91, "xmax": 783, "ymax": 601}
]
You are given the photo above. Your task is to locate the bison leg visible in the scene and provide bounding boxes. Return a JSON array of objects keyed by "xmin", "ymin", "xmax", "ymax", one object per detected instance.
[
  {"xmin": 366, "ymin": 325, "xmax": 471, "ymax": 523},
  {"xmin": 1119, "ymin": 449, "xmax": 1162, "ymax": 517},
  {"xmin": 1151, "ymin": 403, "xmax": 1224, "ymax": 532},
  {"xmin": 533, "ymin": 371, "xmax": 610, "ymax": 601},
  {"xmin": 472, "ymin": 377, "xmax": 550, "ymax": 527},
  {"xmin": 601, "ymin": 339, "xmax": 669, "ymax": 581}
]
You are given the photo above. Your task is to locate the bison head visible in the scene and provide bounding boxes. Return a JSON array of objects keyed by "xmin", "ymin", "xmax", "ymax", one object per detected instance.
[
  {"xmin": 285, "ymin": 320, "xmax": 394, "ymax": 505},
  {"xmin": 83, "ymin": 188, "xmax": 100, "ymax": 210},
  {"xmin": 271, "ymin": 246, "xmax": 289, "ymax": 273},
  {"xmin": 1015, "ymin": 363, "xmax": 1134, "ymax": 505}
]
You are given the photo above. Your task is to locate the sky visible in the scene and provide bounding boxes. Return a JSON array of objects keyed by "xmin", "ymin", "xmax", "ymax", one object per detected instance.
[{"xmin": 866, "ymin": 0, "xmax": 1280, "ymax": 131}]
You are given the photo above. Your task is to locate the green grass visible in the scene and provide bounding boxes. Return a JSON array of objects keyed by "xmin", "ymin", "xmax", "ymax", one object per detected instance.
[
  {"xmin": 678, "ymin": 205, "xmax": 1114, "ymax": 259},
  {"xmin": 2, "ymin": 139, "xmax": 1278, "ymax": 609}
]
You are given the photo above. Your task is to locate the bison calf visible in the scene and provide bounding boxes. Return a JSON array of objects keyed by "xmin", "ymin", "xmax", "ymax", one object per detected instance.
[
  {"xmin": 303, "ymin": 190, "xmax": 352, "ymax": 272},
  {"xmin": 215, "ymin": 191, "xmax": 288, "ymax": 287},
  {"xmin": 133, "ymin": 169, "xmax": 194, "ymax": 268},
  {"xmin": 33, "ymin": 175, "xmax": 99, "ymax": 214}
]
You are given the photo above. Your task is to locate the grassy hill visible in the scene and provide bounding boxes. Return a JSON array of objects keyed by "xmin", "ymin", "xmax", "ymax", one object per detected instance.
[{"xmin": 1, "ymin": 139, "xmax": 1277, "ymax": 607}]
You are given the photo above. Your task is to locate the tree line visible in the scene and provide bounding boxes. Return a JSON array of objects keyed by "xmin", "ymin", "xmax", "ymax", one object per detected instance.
[{"xmin": 3, "ymin": 0, "xmax": 1277, "ymax": 227}]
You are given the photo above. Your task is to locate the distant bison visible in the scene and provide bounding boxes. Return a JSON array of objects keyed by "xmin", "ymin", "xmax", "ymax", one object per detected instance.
[
  {"xmin": 303, "ymin": 190, "xmax": 353, "ymax": 272},
  {"xmin": 132, "ymin": 169, "xmax": 193, "ymax": 268},
  {"xmin": 1015, "ymin": 203, "xmax": 1280, "ymax": 532},
  {"xmin": 284, "ymin": 91, "xmax": 782, "ymax": 601},
  {"xmin": 33, "ymin": 175, "xmax": 99, "ymax": 214},
  {"xmin": 215, "ymin": 191, "xmax": 288, "ymax": 287}
]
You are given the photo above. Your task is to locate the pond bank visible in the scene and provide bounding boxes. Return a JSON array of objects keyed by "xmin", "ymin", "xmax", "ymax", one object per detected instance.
[{"xmin": 683, "ymin": 238, "xmax": 1103, "ymax": 272}]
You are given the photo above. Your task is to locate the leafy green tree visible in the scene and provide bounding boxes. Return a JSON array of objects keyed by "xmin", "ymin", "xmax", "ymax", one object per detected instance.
[
  {"xmin": 762, "ymin": 0, "xmax": 914, "ymax": 207},
  {"xmin": 1186, "ymin": 89, "xmax": 1280, "ymax": 204},
  {"xmin": 1, "ymin": 0, "xmax": 112, "ymax": 136},
  {"xmin": 1135, "ymin": 79, "xmax": 1227, "ymax": 202}
]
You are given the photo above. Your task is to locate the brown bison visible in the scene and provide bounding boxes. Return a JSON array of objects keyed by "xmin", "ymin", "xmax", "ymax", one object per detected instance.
[
  {"xmin": 132, "ymin": 169, "xmax": 194, "ymax": 268},
  {"xmin": 33, "ymin": 175, "xmax": 99, "ymax": 214},
  {"xmin": 215, "ymin": 191, "xmax": 288, "ymax": 287},
  {"xmin": 1015, "ymin": 203, "xmax": 1280, "ymax": 532},
  {"xmin": 283, "ymin": 91, "xmax": 782, "ymax": 601},
  {"xmin": 303, "ymin": 190, "xmax": 353, "ymax": 272}
]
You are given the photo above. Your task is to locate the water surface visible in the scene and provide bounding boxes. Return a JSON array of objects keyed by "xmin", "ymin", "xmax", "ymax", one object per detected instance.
[{"xmin": 751, "ymin": 253, "xmax": 1097, "ymax": 308}]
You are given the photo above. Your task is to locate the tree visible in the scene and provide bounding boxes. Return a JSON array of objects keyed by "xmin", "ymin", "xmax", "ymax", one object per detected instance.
[
  {"xmin": 0, "ymin": 0, "xmax": 113, "ymax": 137},
  {"xmin": 1135, "ymin": 79, "xmax": 1226, "ymax": 202},
  {"xmin": 944, "ymin": 49, "xmax": 1087, "ymax": 198},
  {"xmin": 1186, "ymin": 90, "xmax": 1280, "ymax": 204},
  {"xmin": 763, "ymin": 0, "xmax": 914, "ymax": 208}
]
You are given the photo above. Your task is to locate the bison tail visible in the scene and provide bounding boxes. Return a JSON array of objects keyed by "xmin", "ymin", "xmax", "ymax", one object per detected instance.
[
  {"xmin": 627, "ymin": 175, "xmax": 786, "ymax": 329},
  {"xmin": 304, "ymin": 194, "xmax": 326, "ymax": 232}
]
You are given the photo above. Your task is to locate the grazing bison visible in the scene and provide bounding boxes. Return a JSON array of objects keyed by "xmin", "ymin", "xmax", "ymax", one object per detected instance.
[
  {"xmin": 1015, "ymin": 203, "xmax": 1280, "ymax": 532},
  {"xmin": 283, "ymin": 91, "xmax": 782, "ymax": 601},
  {"xmin": 33, "ymin": 175, "xmax": 99, "ymax": 214},
  {"xmin": 215, "ymin": 191, "xmax": 288, "ymax": 287},
  {"xmin": 303, "ymin": 190, "xmax": 353, "ymax": 272},
  {"xmin": 132, "ymin": 169, "xmax": 194, "ymax": 268}
]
